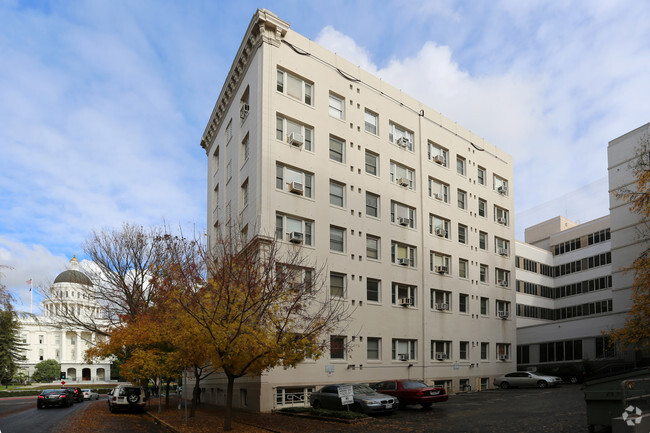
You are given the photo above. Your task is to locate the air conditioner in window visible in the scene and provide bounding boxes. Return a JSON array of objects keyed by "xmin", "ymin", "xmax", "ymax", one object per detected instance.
[
  {"xmin": 497, "ymin": 217, "xmax": 507, "ymax": 224},
  {"xmin": 435, "ymin": 265, "xmax": 448, "ymax": 274},
  {"xmin": 397, "ymin": 137, "xmax": 410, "ymax": 148},
  {"xmin": 288, "ymin": 132, "xmax": 304, "ymax": 147},
  {"xmin": 397, "ymin": 216, "xmax": 409, "ymax": 226},
  {"xmin": 433, "ymin": 192, "xmax": 442, "ymax": 200},
  {"xmin": 398, "ymin": 353, "xmax": 409, "ymax": 361},
  {"xmin": 435, "ymin": 303, "xmax": 449, "ymax": 311},
  {"xmin": 435, "ymin": 227, "xmax": 447, "ymax": 237},
  {"xmin": 499, "ymin": 354, "xmax": 508, "ymax": 361},
  {"xmin": 398, "ymin": 297, "xmax": 412, "ymax": 306},
  {"xmin": 239, "ymin": 103, "xmax": 250, "ymax": 120},
  {"xmin": 498, "ymin": 311, "xmax": 510, "ymax": 319},
  {"xmin": 498, "ymin": 248, "xmax": 508, "ymax": 256},
  {"xmin": 288, "ymin": 232, "xmax": 304, "ymax": 244},
  {"xmin": 436, "ymin": 353, "xmax": 448, "ymax": 360},
  {"xmin": 397, "ymin": 177, "xmax": 410, "ymax": 187},
  {"xmin": 398, "ymin": 258, "xmax": 410, "ymax": 266},
  {"xmin": 289, "ymin": 181, "xmax": 304, "ymax": 195},
  {"xmin": 497, "ymin": 280, "xmax": 508, "ymax": 287},
  {"xmin": 497, "ymin": 185, "xmax": 508, "ymax": 195},
  {"xmin": 433, "ymin": 155, "xmax": 445, "ymax": 165}
]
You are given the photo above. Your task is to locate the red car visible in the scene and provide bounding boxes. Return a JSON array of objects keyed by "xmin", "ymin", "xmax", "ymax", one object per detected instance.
[{"xmin": 370, "ymin": 380, "xmax": 448, "ymax": 409}]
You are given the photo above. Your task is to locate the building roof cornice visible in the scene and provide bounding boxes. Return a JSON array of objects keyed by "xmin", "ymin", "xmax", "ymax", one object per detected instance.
[{"xmin": 200, "ymin": 9, "xmax": 290, "ymax": 153}]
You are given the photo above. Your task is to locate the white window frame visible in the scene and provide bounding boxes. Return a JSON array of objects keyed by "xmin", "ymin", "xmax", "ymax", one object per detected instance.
[
  {"xmin": 459, "ymin": 259, "xmax": 468, "ymax": 278},
  {"xmin": 389, "ymin": 122, "xmax": 414, "ymax": 151},
  {"xmin": 276, "ymin": 115, "xmax": 314, "ymax": 151},
  {"xmin": 496, "ymin": 343, "xmax": 511, "ymax": 360},
  {"xmin": 366, "ymin": 192, "xmax": 380, "ymax": 218},
  {"xmin": 430, "ymin": 215, "xmax": 450, "ymax": 239},
  {"xmin": 458, "ymin": 224, "xmax": 467, "ymax": 244},
  {"xmin": 390, "ymin": 161, "xmax": 415, "ymax": 190},
  {"xmin": 330, "ymin": 226, "xmax": 345, "ymax": 252},
  {"xmin": 329, "ymin": 135, "xmax": 345, "ymax": 163},
  {"xmin": 428, "ymin": 177, "xmax": 449, "ymax": 203},
  {"xmin": 365, "ymin": 151, "xmax": 379, "ymax": 176},
  {"xmin": 277, "ymin": 69, "xmax": 313, "ymax": 105},
  {"xmin": 329, "ymin": 93, "xmax": 344, "ymax": 119},
  {"xmin": 366, "ymin": 235, "xmax": 380, "ymax": 260},
  {"xmin": 494, "ymin": 174, "xmax": 508, "ymax": 194},
  {"xmin": 478, "ymin": 198, "xmax": 487, "ymax": 217},
  {"xmin": 496, "ymin": 300, "xmax": 510, "ymax": 316},
  {"xmin": 494, "ymin": 205, "xmax": 509, "ymax": 226},
  {"xmin": 431, "ymin": 340, "xmax": 452, "ymax": 360},
  {"xmin": 431, "ymin": 289, "xmax": 451, "ymax": 310},
  {"xmin": 391, "ymin": 201, "xmax": 416, "ymax": 228},
  {"xmin": 275, "ymin": 214, "xmax": 313, "ymax": 246},
  {"xmin": 477, "ymin": 166, "xmax": 486, "ymax": 185},
  {"xmin": 459, "ymin": 341, "xmax": 469, "ymax": 360},
  {"xmin": 330, "ymin": 272, "xmax": 346, "ymax": 298},
  {"xmin": 428, "ymin": 142, "xmax": 448, "ymax": 167},
  {"xmin": 392, "ymin": 338, "xmax": 417, "ymax": 361},
  {"xmin": 364, "ymin": 109, "xmax": 378, "ymax": 135},
  {"xmin": 480, "ymin": 264, "xmax": 488, "ymax": 283},
  {"xmin": 276, "ymin": 164, "xmax": 313, "ymax": 198},
  {"xmin": 496, "ymin": 268, "xmax": 510, "ymax": 287},
  {"xmin": 330, "ymin": 335, "xmax": 346, "ymax": 359},
  {"xmin": 479, "ymin": 231, "xmax": 488, "ymax": 251},
  {"xmin": 495, "ymin": 237, "xmax": 510, "ymax": 256},
  {"xmin": 391, "ymin": 283, "xmax": 417, "ymax": 307},
  {"xmin": 456, "ymin": 156, "xmax": 466, "ymax": 176},
  {"xmin": 367, "ymin": 337, "xmax": 381, "ymax": 360},
  {"xmin": 366, "ymin": 278, "xmax": 381, "ymax": 303},
  {"xmin": 329, "ymin": 180, "xmax": 345, "ymax": 207},
  {"xmin": 430, "ymin": 251, "xmax": 451, "ymax": 272},
  {"xmin": 480, "ymin": 297, "xmax": 489, "ymax": 315},
  {"xmin": 459, "ymin": 293, "xmax": 469, "ymax": 313},
  {"xmin": 457, "ymin": 189, "xmax": 467, "ymax": 210},
  {"xmin": 391, "ymin": 242, "xmax": 416, "ymax": 267}
]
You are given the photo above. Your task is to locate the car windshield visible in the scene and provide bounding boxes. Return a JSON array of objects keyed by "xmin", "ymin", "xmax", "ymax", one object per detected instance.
[
  {"xmin": 401, "ymin": 381, "xmax": 427, "ymax": 389},
  {"xmin": 42, "ymin": 389, "xmax": 63, "ymax": 395},
  {"xmin": 82, "ymin": 389, "xmax": 90, "ymax": 392},
  {"xmin": 351, "ymin": 385, "xmax": 375, "ymax": 394}
]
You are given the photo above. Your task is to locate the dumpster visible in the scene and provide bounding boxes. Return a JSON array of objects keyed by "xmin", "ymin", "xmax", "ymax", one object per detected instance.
[{"xmin": 584, "ymin": 368, "xmax": 650, "ymax": 432}]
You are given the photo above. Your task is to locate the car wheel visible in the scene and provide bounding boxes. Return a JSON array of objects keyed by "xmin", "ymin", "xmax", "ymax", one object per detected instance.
[
  {"xmin": 421, "ymin": 403, "xmax": 433, "ymax": 409},
  {"xmin": 500, "ymin": 382, "xmax": 509, "ymax": 389},
  {"xmin": 569, "ymin": 376, "xmax": 578, "ymax": 384},
  {"xmin": 312, "ymin": 400, "xmax": 322, "ymax": 409},
  {"xmin": 109, "ymin": 404, "xmax": 115, "ymax": 413},
  {"xmin": 537, "ymin": 381, "xmax": 548, "ymax": 389}
]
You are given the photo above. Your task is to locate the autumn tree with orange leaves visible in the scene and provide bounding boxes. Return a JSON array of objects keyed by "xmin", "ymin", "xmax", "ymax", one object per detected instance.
[{"xmin": 609, "ymin": 132, "xmax": 650, "ymax": 352}]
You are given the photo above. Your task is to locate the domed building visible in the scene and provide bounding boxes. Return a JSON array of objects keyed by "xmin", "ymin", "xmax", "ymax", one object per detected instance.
[{"xmin": 18, "ymin": 257, "xmax": 113, "ymax": 383}]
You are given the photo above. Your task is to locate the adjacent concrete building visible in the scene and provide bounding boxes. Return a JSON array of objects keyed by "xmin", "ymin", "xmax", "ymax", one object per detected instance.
[{"xmin": 199, "ymin": 9, "xmax": 516, "ymax": 411}]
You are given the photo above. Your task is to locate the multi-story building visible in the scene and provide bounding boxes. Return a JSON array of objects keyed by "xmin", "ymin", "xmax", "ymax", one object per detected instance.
[{"xmin": 199, "ymin": 9, "xmax": 516, "ymax": 411}]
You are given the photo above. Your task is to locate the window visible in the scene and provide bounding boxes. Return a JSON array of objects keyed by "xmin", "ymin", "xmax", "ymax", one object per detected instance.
[
  {"xmin": 277, "ymin": 69, "xmax": 313, "ymax": 105},
  {"xmin": 241, "ymin": 179, "xmax": 249, "ymax": 208},
  {"xmin": 330, "ymin": 335, "xmax": 346, "ymax": 359},
  {"xmin": 431, "ymin": 340, "xmax": 451, "ymax": 360},
  {"xmin": 389, "ymin": 122, "xmax": 414, "ymax": 151},
  {"xmin": 459, "ymin": 341, "xmax": 469, "ymax": 360},
  {"xmin": 391, "ymin": 242, "xmax": 416, "ymax": 267},
  {"xmin": 457, "ymin": 189, "xmax": 467, "ymax": 210},
  {"xmin": 390, "ymin": 162, "xmax": 415, "ymax": 189},
  {"xmin": 38, "ymin": 335, "xmax": 44, "ymax": 344},
  {"xmin": 364, "ymin": 110, "xmax": 378, "ymax": 134},
  {"xmin": 428, "ymin": 178, "xmax": 449, "ymax": 202},
  {"xmin": 39, "ymin": 348, "xmax": 44, "ymax": 361},
  {"xmin": 330, "ymin": 272, "xmax": 346, "ymax": 298},
  {"xmin": 458, "ymin": 224, "xmax": 467, "ymax": 244},
  {"xmin": 430, "ymin": 215, "xmax": 450, "ymax": 239},
  {"xmin": 478, "ymin": 198, "xmax": 487, "ymax": 217},
  {"xmin": 496, "ymin": 300, "xmax": 510, "ymax": 317},
  {"xmin": 494, "ymin": 174, "xmax": 508, "ymax": 194},
  {"xmin": 428, "ymin": 141, "xmax": 448, "ymax": 166},
  {"xmin": 225, "ymin": 118, "xmax": 233, "ymax": 143},
  {"xmin": 226, "ymin": 160, "xmax": 232, "ymax": 182},
  {"xmin": 480, "ymin": 297, "xmax": 489, "ymax": 315},
  {"xmin": 329, "ymin": 181, "xmax": 345, "ymax": 207},
  {"xmin": 276, "ymin": 214, "xmax": 313, "ymax": 245},
  {"xmin": 459, "ymin": 259, "xmax": 468, "ymax": 278},
  {"xmin": 495, "ymin": 237, "xmax": 509, "ymax": 256},
  {"xmin": 365, "ymin": 151, "xmax": 379, "ymax": 175},
  {"xmin": 481, "ymin": 342, "xmax": 489, "ymax": 360},
  {"xmin": 496, "ymin": 268, "xmax": 510, "ymax": 287},
  {"xmin": 496, "ymin": 343, "xmax": 511, "ymax": 360},
  {"xmin": 367, "ymin": 337, "xmax": 381, "ymax": 360},
  {"xmin": 430, "ymin": 251, "xmax": 451, "ymax": 273},
  {"xmin": 366, "ymin": 235, "xmax": 380, "ymax": 260},
  {"xmin": 459, "ymin": 293, "xmax": 469, "ymax": 313},
  {"xmin": 330, "ymin": 226, "xmax": 345, "ymax": 252},
  {"xmin": 329, "ymin": 135, "xmax": 345, "ymax": 163},
  {"xmin": 480, "ymin": 264, "xmax": 488, "ymax": 283},
  {"xmin": 477, "ymin": 166, "xmax": 486, "ymax": 185},
  {"xmin": 431, "ymin": 289, "xmax": 451, "ymax": 310},
  {"xmin": 329, "ymin": 93, "xmax": 344, "ymax": 119},
  {"xmin": 276, "ymin": 115, "xmax": 313, "ymax": 151},
  {"xmin": 456, "ymin": 156, "xmax": 466, "ymax": 176},
  {"xmin": 366, "ymin": 192, "xmax": 380, "ymax": 218},
  {"xmin": 479, "ymin": 231, "xmax": 488, "ymax": 250},
  {"xmin": 367, "ymin": 278, "xmax": 381, "ymax": 302},
  {"xmin": 241, "ymin": 134, "xmax": 249, "ymax": 163},
  {"xmin": 494, "ymin": 206, "xmax": 509, "ymax": 225},
  {"xmin": 390, "ymin": 201, "xmax": 415, "ymax": 228},
  {"xmin": 276, "ymin": 164, "xmax": 313, "ymax": 198},
  {"xmin": 392, "ymin": 283, "xmax": 416, "ymax": 306},
  {"xmin": 392, "ymin": 339, "xmax": 417, "ymax": 360}
]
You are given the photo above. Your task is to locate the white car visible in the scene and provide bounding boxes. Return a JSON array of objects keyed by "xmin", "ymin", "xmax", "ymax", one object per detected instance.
[{"xmin": 82, "ymin": 389, "xmax": 100, "ymax": 400}]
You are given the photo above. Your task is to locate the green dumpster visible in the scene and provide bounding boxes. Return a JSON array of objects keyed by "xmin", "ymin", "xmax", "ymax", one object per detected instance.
[{"xmin": 584, "ymin": 368, "xmax": 650, "ymax": 432}]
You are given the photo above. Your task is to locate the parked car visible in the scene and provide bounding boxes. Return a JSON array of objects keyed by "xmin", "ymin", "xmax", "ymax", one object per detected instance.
[
  {"xmin": 82, "ymin": 389, "xmax": 100, "ymax": 400},
  {"xmin": 309, "ymin": 383, "xmax": 397, "ymax": 414},
  {"xmin": 370, "ymin": 380, "xmax": 448, "ymax": 408},
  {"xmin": 494, "ymin": 371, "xmax": 562, "ymax": 389},
  {"xmin": 108, "ymin": 385, "xmax": 146, "ymax": 413},
  {"xmin": 62, "ymin": 386, "xmax": 84, "ymax": 403},
  {"xmin": 37, "ymin": 389, "xmax": 74, "ymax": 408}
]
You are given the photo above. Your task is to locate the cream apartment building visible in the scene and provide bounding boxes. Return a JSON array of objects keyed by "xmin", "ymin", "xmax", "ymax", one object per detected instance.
[{"xmin": 199, "ymin": 9, "xmax": 516, "ymax": 411}]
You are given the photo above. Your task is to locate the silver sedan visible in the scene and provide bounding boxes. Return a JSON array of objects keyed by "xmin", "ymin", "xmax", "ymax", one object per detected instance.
[
  {"xmin": 82, "ymin": 389, "xmax": 100, "ymax": 400},
  {"xmin": 494, "ymin": 371, "xmax": 562, "ymax": 389},
  {"xmin": 310, "ymin": 383, "xmax": 397, "ymax": 414}
]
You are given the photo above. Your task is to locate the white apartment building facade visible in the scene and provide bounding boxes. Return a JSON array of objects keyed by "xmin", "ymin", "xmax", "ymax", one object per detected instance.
[{"xmin": 199, "ymin": 9, "xmax": 516, "ymax": 411}]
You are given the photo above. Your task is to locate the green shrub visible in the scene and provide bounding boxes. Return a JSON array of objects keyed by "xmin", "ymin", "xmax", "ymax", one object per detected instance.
[{"xmin": 278, "ymin": 406, "xmax": 367, "ymax": 420}]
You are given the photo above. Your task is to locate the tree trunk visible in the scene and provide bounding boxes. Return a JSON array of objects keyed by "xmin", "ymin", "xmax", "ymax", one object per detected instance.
[
  {"xmin": 164, "ymin": 377, "xmax": 172, "ymax": 408},
  {"xmin": 190, "ymin": 366, "xmax": 201, "ymax": 417},
  {"xmin": 224, "ymin": 376, "xmax": 235, "ymax": 431}
]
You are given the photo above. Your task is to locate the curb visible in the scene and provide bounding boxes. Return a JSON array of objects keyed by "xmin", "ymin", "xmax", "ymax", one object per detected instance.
[{"xmin": 276, "ymin": 410, "xmax": 375, "ymax": 425}]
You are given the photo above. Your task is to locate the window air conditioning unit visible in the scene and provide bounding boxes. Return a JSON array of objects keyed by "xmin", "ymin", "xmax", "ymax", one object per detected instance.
[
  {"xmin": 289, "ymin": 181, "xmax": 304, "ymax": 195},
  {"xmin": 436, "ymin": 353, "xmax": 448, "ymax": 361},
  {"xmin": 397, "ymin": 177, "xmax": 410, "ymax": 187},
  {"xmin": 499, "ymin": 355, "xmax": 508, "ymax": 361},
  {"xmin": 498, "ymin": 280, "xmax": 508, "ymax": 287},
  {"xmin": 435, "ymin": 227, "xmax": 447, "ymax": 237},
  {"xmin": 398, "ymin": 353, "xmax": 409, "ymax": 361},
  {"xmin": 398, "ymin": 257, "xmax": 410, "ymax": 266},
  {"xmin": 433, "ymin": 155, "xmax": 445, "ymax": 165},
  {"xmin": 498, "ymin": 248, "xmax": 508, "ymax": 256},
  {"xmin": 288, "ymin": 232, "xmax": 304, "ymax": 244},
  {"xmin": 288, "ymin": 132, "xmax": 304, "ymax": 147},
  {"xmin": 433, "ymin": 192, "xmax": 442, "ymax": 200},
  {"xmin": 398, "ymin": 297, "xmax": 412, "ymax": 306},
  {"xmin": 397, "ymin": 216, "xmax": 409, "ymax": 226},
  {"xmin": 435, "ymin": 303, "xmax": 449, "ymax": 311},
  {"xmin": 497, "ymin": 185, "xmax": 508, "ymax": 195},
  {"xmin": 498, "ymin": 311, "xmax": 510, "ymax": 319},
  {"xmin": 397, "ymin": 137, "xmax": 410, "ymax": 148},
  {"xmin": 239, "ymin": 103, "xmax": 250, "ymax": 120},
  {"xmin": 435, "ymin": 265, "xmax": 448, "ymax": 274},
  {"xmin": 497, "ymin": 217, "xmax": 507, "ymax": 224}
]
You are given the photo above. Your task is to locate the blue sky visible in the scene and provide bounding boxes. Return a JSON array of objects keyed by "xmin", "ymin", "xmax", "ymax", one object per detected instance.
[{"xmin": 1, "ymin": 0, "xmax": 649, "ymax": 312}]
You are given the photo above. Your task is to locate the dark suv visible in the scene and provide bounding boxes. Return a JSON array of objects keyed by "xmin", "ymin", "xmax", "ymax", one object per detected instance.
[{"xmin": 62, "ymin": 386, "xmax": 84, "ymax": 403}]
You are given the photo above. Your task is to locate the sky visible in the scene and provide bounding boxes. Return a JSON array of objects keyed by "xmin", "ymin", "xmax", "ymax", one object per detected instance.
[{"xmin": 1, "ymin": 0, "xmax": 649, "ymax": 312}]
